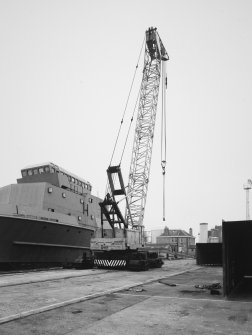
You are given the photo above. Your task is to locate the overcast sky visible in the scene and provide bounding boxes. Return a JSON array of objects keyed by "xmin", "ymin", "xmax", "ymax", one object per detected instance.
[{"xmin": 0, "ymin": 0, "xmax": 252, "ymax": 238}]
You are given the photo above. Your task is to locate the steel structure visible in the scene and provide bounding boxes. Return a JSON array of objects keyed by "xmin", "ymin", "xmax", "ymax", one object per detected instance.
[
  {"xmin": 126, "ymin": 27, "xmax": 169, "ymax": 227},
  {"xmin": 243, "ymin": 179, "xmax": 252, "ymax": 220},
  {"xmin": 90, "ymin": 27, "xmax": 168, "ymax": 270}
]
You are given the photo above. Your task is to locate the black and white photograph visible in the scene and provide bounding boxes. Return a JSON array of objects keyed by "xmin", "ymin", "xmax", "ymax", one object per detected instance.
[{"xmin": 0, "ymin": 0, "xmax": 252, "ymax": 334}]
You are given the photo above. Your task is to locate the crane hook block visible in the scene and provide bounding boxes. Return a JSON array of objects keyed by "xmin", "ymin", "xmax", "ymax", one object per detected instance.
[{"xmin": 161, "ymin": 160, "xmax": 166, "ymax": 175}]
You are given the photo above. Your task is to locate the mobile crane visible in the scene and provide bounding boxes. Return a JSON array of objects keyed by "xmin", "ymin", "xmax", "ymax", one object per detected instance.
[{"xmin": 90, "ymin": 27, "xmax": 169, "ymax": 270}]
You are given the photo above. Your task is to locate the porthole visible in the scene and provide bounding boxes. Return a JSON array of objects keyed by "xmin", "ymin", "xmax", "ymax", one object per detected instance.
[
  {"xmin": 78, "ymin": 216, "xmax": 82, "ymax": 221},
  {"xmin": 62, "ymin": 192, "xmax": 66, "ymax": 198},
  {"xmin": 91, "ymin": 215, "xmax": 94, "ymax": 220},
  {"xmin": 80, "ymin": 199, "xmax": 84, "ymax": 204}
]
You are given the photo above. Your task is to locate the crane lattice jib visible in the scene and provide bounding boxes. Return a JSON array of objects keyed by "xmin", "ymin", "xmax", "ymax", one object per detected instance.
[{"xmin": 126, "ymin": 28, "xmax": 168, "ymax": 228}]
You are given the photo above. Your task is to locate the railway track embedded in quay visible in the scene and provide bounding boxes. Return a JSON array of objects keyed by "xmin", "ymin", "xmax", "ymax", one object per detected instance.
[{"xmin": 0, "ymin": 267, "xmax": 110, "ymax": 288}]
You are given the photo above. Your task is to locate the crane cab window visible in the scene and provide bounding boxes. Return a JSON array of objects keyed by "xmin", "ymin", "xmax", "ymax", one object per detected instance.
[
  {"xmin": 28, "ymin": 170, "xmax": 33, "ymax": 176},
  {"xmin": 39, "ymin": 167, "xmax": 44, "ymax": 174},
  {"xmin": 22, "ymin": 170, "xmax": 27, "ymax": 177},
  {"xmin": 33, "ymin": 169, "xmax": 38, "ymax": 175},
  {"xmin": 45, "ymin": 166, "xmax": 50, "ymax": 173}
]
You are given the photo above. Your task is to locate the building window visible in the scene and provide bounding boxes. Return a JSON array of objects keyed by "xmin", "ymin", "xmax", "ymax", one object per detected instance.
[
  {"xmin": 33, "ymin": 169, "xmax": 38, "ymax": 175},
  {"xmin": 28, "ymin": 169, "xmax": 33, "ymax": 176},
  {"xmin": 39, "ymin": 167, "xmax": 44, "ymax": 174},
  {"xmin": 48, "ymin": 187, "xmax": 53, "ymax": 193},
  {"xmin": 45, "ymin": 166, "xmax": 50, "ymax": 173},
  {"xmin": 22, "ymin": 170, "xmax": 27, "ymax": 177},
  {"xmin": 62, "ymin": 192, "xmax": 66, "ymax": 198}
]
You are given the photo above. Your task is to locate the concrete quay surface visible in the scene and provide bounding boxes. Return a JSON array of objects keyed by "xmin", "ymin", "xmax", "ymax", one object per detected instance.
[
  {"xmin": 0, "ymin": 260, "xmax": 197, "ymax": 323},
  {"xmin": 0, "ymin": 259, "xmax": 251, "ymax": 334}
]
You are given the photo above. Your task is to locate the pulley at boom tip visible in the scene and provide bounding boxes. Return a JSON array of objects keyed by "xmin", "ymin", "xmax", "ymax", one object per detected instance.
[{"xmin": 145, "ymin": 27, "xmax": 169, "ymax": 62}]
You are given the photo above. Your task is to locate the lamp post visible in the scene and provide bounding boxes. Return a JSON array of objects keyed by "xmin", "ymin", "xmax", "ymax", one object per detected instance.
[{"xmin": 243, "ymin": 179, "xmax": 252, "ymax": 220}]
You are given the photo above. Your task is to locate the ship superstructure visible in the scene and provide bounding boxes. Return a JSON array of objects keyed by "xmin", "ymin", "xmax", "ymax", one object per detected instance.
[{"xmin": 0, "ymin": 162, "xmax": 101, "ymax": 269}]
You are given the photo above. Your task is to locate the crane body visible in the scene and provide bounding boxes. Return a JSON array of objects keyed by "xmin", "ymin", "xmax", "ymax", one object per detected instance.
[{"xmin": 89, "ymin": 28, "xmax": 168, "ymax": 270}]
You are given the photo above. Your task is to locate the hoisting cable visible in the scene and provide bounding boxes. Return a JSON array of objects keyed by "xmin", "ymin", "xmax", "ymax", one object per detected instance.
[
  {"xmin": 119, "ymin": 87, "xmax": 141, "ymax": 165},
  {"xmin": 109, "ymin": 36, "xmax": 146, "ymax": 167},
  {"xmin": 161, "ymin": 60, "xmax": 167, "ymax": 221}
]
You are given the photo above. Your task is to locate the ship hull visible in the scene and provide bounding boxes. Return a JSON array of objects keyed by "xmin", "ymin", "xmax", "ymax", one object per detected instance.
[{"xmin": 0, "ymin": 215, "xmax": 94, "ymax": 269}]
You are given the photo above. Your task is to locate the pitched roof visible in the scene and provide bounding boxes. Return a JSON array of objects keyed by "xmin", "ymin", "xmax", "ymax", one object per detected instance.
[{"xmin": 161, "ymin": 229, "xmax": 192, "ymax": 237}]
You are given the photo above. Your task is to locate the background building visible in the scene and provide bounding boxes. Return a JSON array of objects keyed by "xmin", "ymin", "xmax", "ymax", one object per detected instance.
[
  {"xmin": 155, "ymin": 226, "xmax": 196, "ymax": 256},
  {"xmin": 198, "ymin": 223, "xmax": 222, "ymax": 243},
  {"xmin": 149, "ymin": 229, "xmax": 164, "ymax": 243},
  {"xmin": 208, "ymin": 225, "xmax": 222, "ymax": 243}
]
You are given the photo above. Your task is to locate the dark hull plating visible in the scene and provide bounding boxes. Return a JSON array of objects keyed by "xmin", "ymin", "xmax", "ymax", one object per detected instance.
[{"xmin": 0, "ymin": 215, "xmax": 93, "ymax": 269}]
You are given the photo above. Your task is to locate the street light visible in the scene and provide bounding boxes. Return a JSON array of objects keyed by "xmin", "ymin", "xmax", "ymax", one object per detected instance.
[{"xmin": 243, "ymin": 179, "xmax": 252, "ymax": 220}]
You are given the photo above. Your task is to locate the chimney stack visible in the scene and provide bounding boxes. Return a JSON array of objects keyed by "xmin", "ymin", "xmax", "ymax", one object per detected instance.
[{"xmin": 199, "ymin": 223, "xmax": 208, "ymax": 243}]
